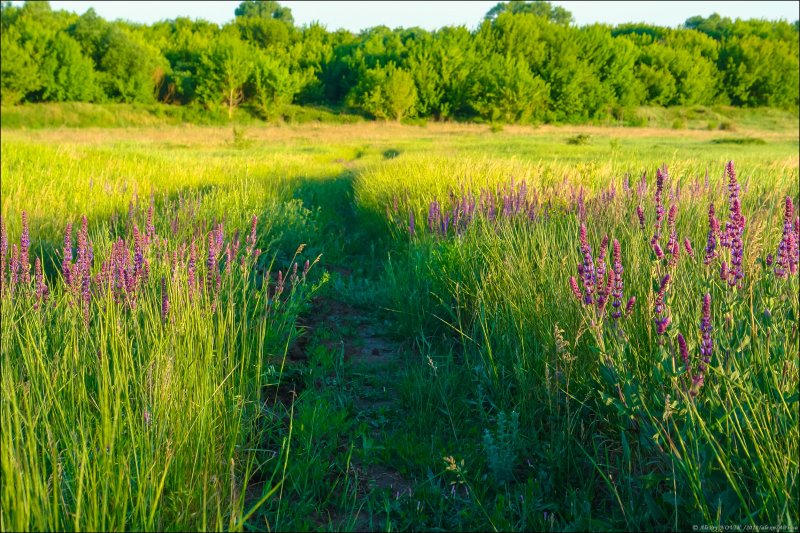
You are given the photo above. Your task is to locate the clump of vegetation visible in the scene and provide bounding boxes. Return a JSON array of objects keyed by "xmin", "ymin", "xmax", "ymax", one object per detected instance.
[
  {"xmin": 567, "ymin": 133, "xmax": 591, "ymax": 145},
  {"xmin": 712, "ymin": 137, "xmax": 766, "ymax": 145}
]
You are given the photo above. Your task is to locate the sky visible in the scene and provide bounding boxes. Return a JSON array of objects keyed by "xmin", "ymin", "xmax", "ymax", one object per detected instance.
[{"xmin": 18, "ymin": 1, "xmax": 800, "ymax": 31}]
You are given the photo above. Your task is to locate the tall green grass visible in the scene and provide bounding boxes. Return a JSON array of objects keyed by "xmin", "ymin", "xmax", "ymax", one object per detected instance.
[{"xmin": 358, "ymin": 155, "xmax": 799, "ymax": 528}]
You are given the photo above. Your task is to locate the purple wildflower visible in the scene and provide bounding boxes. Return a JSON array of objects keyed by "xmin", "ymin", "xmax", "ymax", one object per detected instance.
[
  {"xmin": 611, "ymin": 239, "xmax": 624, "ymax": 319},
  {"xmin": 188, "ymin": 241, "xmax": 197, "ymax": 298},
  {"xmin": 636, "ymin": 206, "xmax": 645, "ymax": 231},
  {"xmin": 651, "ymin": 167, "xmax": 666, "ymax": 247},
  {"xmin": 146, "ymin": 198, "xmax": 155, "ymax": 243},
  {"xmin": 569, "ymin": 276, "xmax": 582, "ymax": 301},
  {"xmin": 691, "ymin": 293, "xmax": 713, "ymax": 397},
  {"xmin": 246, "ymin": 215, "xmax": 258, "ymax": 255},
  {"xmin": 20, "ymin": 211, "xmax": 30, "ymax": 284},
  {"xmin": 34, "ymin": 257, "xmax": 48, "ymax": 310},
  {"xmin": 0, "ymin": 217, "xmax": 6, "ymax": 294},
  {"xmin": 161, "ymin": 276, "xmax": 169, "ymax": 323},
  {"xmin": 62, "ymin": 222, "xmax": 73, "ymax": 286},
  {"xmin": 82, "ymin": 265, "xmax": 91, "ymax": 328},
  {"xmin": 720, "ymin": 261, "xmax": 728, "ymax": 281},
  {"xmin": 625, "ymin": 296, "xmax": 636, "ymax": 317},
  {"xmin": 677, "ymin": 333, "xmax": 691, "ymax": 380},
  {"xmin": 206, "ymin": 233, "xmax": 217, "ymax": 296},
  {"xmin": 728, "ymin": 198, "xmax": 745, "ymax": 288},
  {"xmin": 578, "ymin": 224, "xmax": 595, "ymax": 304},
  {"xmin": 683, "ymin": 238, "xmax": 694, "ymax": 259},
  {"xmin": 653, "ymin": 241, "xmax": 664, "ymax": 260},
  {"xmin": 774, "ymin": 196, "xmax": 795, "ymax": 278},
  {"xmin": 654, "ymin": 274, "xmax": 671, "ymax": 336}
]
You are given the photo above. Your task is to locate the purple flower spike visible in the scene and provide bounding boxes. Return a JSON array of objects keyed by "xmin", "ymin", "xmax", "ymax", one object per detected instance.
[
  {"xmin": 692, "ymin": 293, "xmax": 713, "ymax": 397},
  {"xmin": 683, "ymin": 238, "xmax": 694, "ymax": 259},
  {"xmin": 206, "ymin": 233, "xmax": 217, "ymax": 296},
  {"xmin": 611, "ymin": 239, "xmax": 624, "ymax": 319},
  {"xmin": 653, "ymin": 242, "xmax": 664, "ymax": 260},
  {"xmin": 578, "ymin": 224, "xmax": 595, "ymax": 304},
  {"xmin": 161, "ymin": 276, "xmax": 169, "ymax": 323},
  {"xmin": 625, "ymin": 296, "xmax": 636, "ymax": 317},
  {"xmin": 34, "ymin": 257, "xmax": 48, "ymax": 310},
  {"xmin": 62, "ymin": 222, "xmax": 73, "ymax": 285},
  {"xmin": 720, "ymin": 261, "xmax": 728, "ymax": 281},
  {"xmin": 20, "ymin": 211, "xmax": 30, "ymax": 284},
  {"xmin": 0, "ymin": 217, "xmax": 7, "ymax": 294},
  {"xmin": 569, "ymin": 276, "xmax": 582, "ymax": 301},
  {"xmin": 653, "ymin": 274, "xmax": 671, "ymax": 336},
  {"xmin": 188, "ymin": 241, "xmax": 197, "ymax": 299},
  {"xmin": 246, "ymin": 215, "xmax": 258, "ymax": 255},
  {"xmin": 677, "ymin": 333, "xmax": 691, "ymax": 378},
  {"xmin": 774, "ymin": 196, "xmax": 795, "ymax": 278},
  {"xmin": 636, "ymin": 206, "xmax": 645, "ymax": 231},
  {"xmin": 704, "ymin": 204, "xmax": 719, "ymax": 265}
]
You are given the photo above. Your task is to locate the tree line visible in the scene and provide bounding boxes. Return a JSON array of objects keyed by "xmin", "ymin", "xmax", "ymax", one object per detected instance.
[{"xmin": 1, "ymin": 0, "xmax": 798, "ymax": 123}]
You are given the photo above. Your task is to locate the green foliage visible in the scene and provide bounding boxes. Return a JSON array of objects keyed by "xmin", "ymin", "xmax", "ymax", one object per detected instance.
[
  {"xmin": 482, "ymin": 411, "xmax": 521, "ymax": 485},
  {"xmin": 349, "ymin": 62, "xmax": 418, "ymax": 121},
  {"xmin": 196, "ymin": 32, "xmax": 253, "ymax": 117},
  {"xmin": 0, "ymin": 0, "xmax": 797, "ymax": 121},
  {"xmin": 37, "ymin": 32, "xmax": 98, "ymax": 102},
  {"xmin": 250, "ymin": 51, "xmax": 309, "ymax": 119},
  {"xmin": 0, "ymin": 26, "xmax": 41, "ymax": 104}
]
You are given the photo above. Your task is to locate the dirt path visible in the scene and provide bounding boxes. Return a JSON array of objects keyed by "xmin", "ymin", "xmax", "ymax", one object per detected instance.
[{"xmin": 288, "ymin": 175, "xmax": 416, "ymax": 529}]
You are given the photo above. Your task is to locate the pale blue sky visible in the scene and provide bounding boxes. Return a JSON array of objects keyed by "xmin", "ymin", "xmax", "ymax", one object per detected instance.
[{"xmin": 15, "ymin": 1, "xmax": 800, "ymax": 31}]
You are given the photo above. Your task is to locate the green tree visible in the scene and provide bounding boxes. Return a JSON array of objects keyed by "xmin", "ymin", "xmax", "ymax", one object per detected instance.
[
  {"xmin": 234, "ymin": 0, "xmax": 293, "ymax": 25},
  {"xmin": 250, "ymin": 52, "xmax": 310, "ymax": 119},
  {"xmin": 485, "ymin": 1, "xmax": 573, "ymax": 25},
  {"xmin": 0, "ymin": 26, "xmax": 41, "ymax": 104},
  {"xmin": 196, "ymin": 33, "xmax": 253, "ymax": 117},
  {"xmin": 349, "ymin": 62, "xmax": 417, "ymax": 120},
  {"xmin": 37, "ymin": 32, "xmax": 98, "ymax": 101}
]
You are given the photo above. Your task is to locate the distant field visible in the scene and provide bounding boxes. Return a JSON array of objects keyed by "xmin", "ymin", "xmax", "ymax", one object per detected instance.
[
  {"xmin": 1, "ymin": 121, "xmax": 798, "ymax": 531},
  {"xmin": 1, "ymin": 102, "xmax": 797, "ymax": 132}
]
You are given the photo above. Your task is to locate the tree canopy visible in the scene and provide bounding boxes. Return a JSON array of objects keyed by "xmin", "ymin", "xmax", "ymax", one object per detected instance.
[{"xmin": 1, "ymin": 0, "xmax": 797, "ymax": 122}]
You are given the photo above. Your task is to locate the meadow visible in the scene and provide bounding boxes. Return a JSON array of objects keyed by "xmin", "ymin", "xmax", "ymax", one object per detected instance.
[{"xmin": 1, "ymin": 117, "xmax": 798, "ymax": 532}]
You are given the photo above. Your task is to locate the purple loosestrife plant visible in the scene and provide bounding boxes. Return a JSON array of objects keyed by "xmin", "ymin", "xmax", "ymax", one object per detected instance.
[
  {"xmin": 654, "ymin": 274, "xmax": 671, "ymax": 336},
  {"xmin": 651, "ymin": 167, "xmax": 666, "ymax": 247},
  {"xmin": 728, "ymin": 198, "xmax": 745, "ymax": 288},
  {"xmin": 625, "ymin": 296, "xmax": 636, "ymax": 317},
  {"xmin": 20, "ymin": 211, "xmax": 30, "ymax": 284},
  {"xmin": 188, "ymin": 241, "xmax": 197, "ymax": 299},
  {"xmin": 0, "ymin": 217, "xmax": 6, "ymax": 294},
  {"xmin": 611, "ymin": 239, "xmax": 624, "ymax": 319},
  {"xmin": 636, "ymin": 206, "xmax": 645, "ymax": 231},
  {"xmin": 569, "ymin": 276, "xmax": 582, "ymax": 301},
  {"xmin": 246, "ymin": 215, "xmax": 258, "ymax": 255},
  {"xmin": 206, "ymin": 233, "xmax": 218, "ymax": 297},
  {"xmin": 684, "ymin": 238, "xmax": 695, "ymax": 259},
  {"xmin": 677, "ymin": 333, "xmax": 691, "ymax": 382},
  {"xmin": 774, "ymin": 196, "xmax": 795, "ymax": 278},
  {"xmin": 578, "ymin": 224, "xmax": 596, "ymax": 305},
  {"xmin": 691, "ymin": 293, "xmax": 713, "ymax": 397},
  {"xmin": 62, "ymin": 222, "xmax": 73, "ymax": 286},
  {"xmin": 161, "ymin": 276, "xmax": 169, "ymax": 323},
  {"xmin": 666, "ymin": 204, "xmax": 678, "ymax": 253},
  {"xmin": 34, "ymin": 257, "xmax": 48, "ymax": 310}
]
